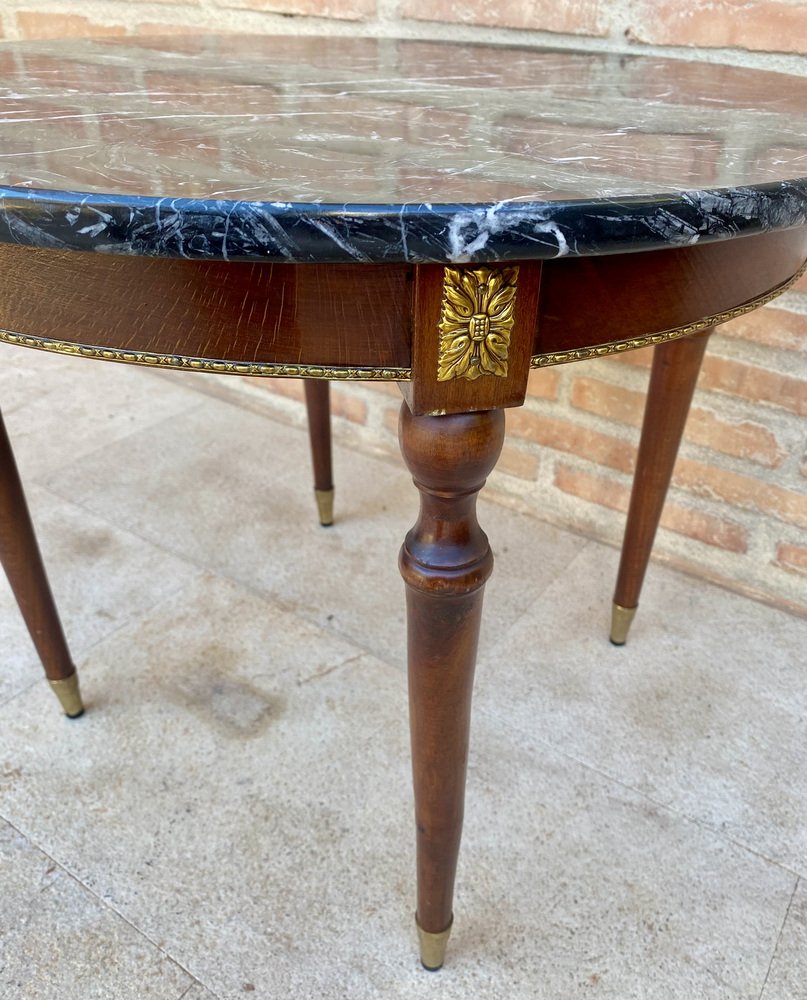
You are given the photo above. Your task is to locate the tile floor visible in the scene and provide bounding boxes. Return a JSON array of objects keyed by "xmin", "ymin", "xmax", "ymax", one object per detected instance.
[{"xmin": 1, "ymin": 344, "xmax": 805, "ymax": 999}]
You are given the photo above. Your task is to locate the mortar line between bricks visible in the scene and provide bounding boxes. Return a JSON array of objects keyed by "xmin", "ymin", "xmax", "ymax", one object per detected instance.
[
  {"xmin": 0, "ymin": 814, "xmax": 208, "ymax": 994},
  {"xmin": 758, "ymin": 876, "xmax": 799, "ymax": 1000}
]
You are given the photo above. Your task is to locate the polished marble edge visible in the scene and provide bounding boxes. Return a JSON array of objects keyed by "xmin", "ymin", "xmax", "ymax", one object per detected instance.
[{"xmin": 2, "ymin": 182, "xmax": 806, "ymax": 264}]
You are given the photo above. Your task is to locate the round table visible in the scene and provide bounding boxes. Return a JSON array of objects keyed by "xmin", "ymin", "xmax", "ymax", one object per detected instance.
[{"xmin": 1, "ymin": 33, "xmax": 805, "ymax": 971}]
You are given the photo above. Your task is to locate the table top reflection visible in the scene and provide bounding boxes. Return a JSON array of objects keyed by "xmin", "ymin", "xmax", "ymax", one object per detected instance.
[{"xmin": 0, "ymin": 34, "xmax": 805, "ymax": 263}]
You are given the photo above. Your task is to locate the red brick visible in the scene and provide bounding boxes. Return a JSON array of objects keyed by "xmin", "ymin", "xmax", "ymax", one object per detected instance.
[
  {"xmin": 554, "ymin": 464, "xmax": 748, "ymax": 551},
  {"xmin": 126, "ymin": 33, "xmax": 209, "ymax": 53},
  {"xmin": 262, "ymin": 379, "xmax": 305, "ymax": 402},
  {"xmin": 16, "ymin": 13, "xmax": 126, "ymax": 38},
  {"xmin": 753, "ymin": 145, "xmax": 807, "ymax": 176},
  {"xmin": 19, "ymin": 50, "xmax": 129, "ymax": 90},
  {"xmin": 214, "ymin": 0, "xmax": 375, "ymax": 18},
  {"xmin": 216, "ymin": 33, "xmax": 381, "ymax": 68},
  {"xmin": 500, "ymin": 116, "xmax": 721, "ymax": 186},
  {"xmin": 142, "ymin": 69, "xmax": 275, "ymax": 114},
  {"xmin": 659, "ymin": 503, "xmax": 748, "ymax": 553},
  {"xmin": 507, "ymin": 411, "xmax": 635, "ymax": 473},
  {"xmin": 774, "ymin": 542, "xmax": 807, "ymax": 576},
  {"xmin": 628, "ymin": 1, "xmax": 807, "ymax": 55},
  {"xmin": 397, "ymin": 167, "xmax": 546, "ymax": 204},
  {"xmin": 698, "ymin": 355, "xmax": 807, "ymax": 416},
  {"xmin": 330, "ymin": 389, "xmax": 367, "ymax": 425},
  {"xmin": 570, "ymin": 376, "xmax": 784, "ymax": 467},
  {"xmin": 136, "ymin": 24, "xmax": 209, "ymax": 36},
  {"xmin": 364, "ymin": 382, "xmax": 402, "ymax": 399},
  {"xmin": 606, "ymin": 348, "xmax": 652, "ymax": 369},
  {"xmin": 554, "ymin": 463, "xmax": 630, "ymax": 513},
  {"xmin": 526, "ymin": 368, "xmax": 560, "ymax": 401},
  {"xmin": 495, "ymin": 443, "xmax": 539, "ymax": 480},
  {"xmin": 258, "ymin": 381, "xmax": 365, "ymax": 424},
  {"xmin": 382, "ymin": 406, "xmax": 399, "ymax": 437},
  {"xmin": 686, "ymin": 408, "xmax": 783, "ymax": 468},
  {"xmin": 721, "ymin": 306, "xmax": 807, "ymax": 352},
  {"xmin": 398, "ymin": 40, "xmax": 600, "ymax": 94},
  {"xmin": 570, "ymin": 377, "xmax": 645, "ymax": 425},
  {"xmin": 623, "ymin": 56, "xmax": 807, "ymax": 116},
  {"xmin": 675, "ymin": 458, "xmax": 807, "ymax": 529},
  {"xmin": 402, "ymin": 0, "xmax": 606, "ymax": 36}
]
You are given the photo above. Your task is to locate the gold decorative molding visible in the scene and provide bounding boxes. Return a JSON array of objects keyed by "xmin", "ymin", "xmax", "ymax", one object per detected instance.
[
  {"xmin": 529, "ymin": 258, "xmax": 807, "ymax": 369},
  {"xmin": 1, "ymin": 259, "xmax": 803, "ymax": 381},
  {"xmin": 437, "ymin": 265, "xmax": 519, "ymax": 382},
  {"xmin": 0, "ymin": 330, "xmax": 412, "ymax": 381}
]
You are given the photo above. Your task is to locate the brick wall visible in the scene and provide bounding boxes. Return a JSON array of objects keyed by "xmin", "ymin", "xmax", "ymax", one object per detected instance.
[{"xmin": 2, "ymin": 0, "xmax": 806, "ymax": 615}]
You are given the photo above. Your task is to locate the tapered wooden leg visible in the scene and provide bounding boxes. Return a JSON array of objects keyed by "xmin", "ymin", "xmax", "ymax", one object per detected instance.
[
  {"xmin": 398, "ymin": 401, "xmax": 505, "ymax": 971},
  {"xmin": 611, "ymin": 330, "xmax": 712, "ymax": 645},
  {"xmin": 304, "ymin": 380, "xmax": 334, "ymax": 526},
  {"xmin": 0, "ymin": 411, "xmax": 83, "ymax": 716}
]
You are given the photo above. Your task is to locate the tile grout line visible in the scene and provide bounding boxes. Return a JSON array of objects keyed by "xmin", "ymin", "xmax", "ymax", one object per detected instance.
[
  {"xmin": 0, "ymin": 566, "xmax": 208, "ymax": 716},
  {"xmin": 758, "ymin": 876, "xmax": 799, "ymax": 999},
  {"xmin": 35, "ymin": 479, "xmax": 405, "ymax": 667},
  {"xmin": 177, "ymin": 982, "xmax": 220, "ymax": 1000},
  {"xmin": 485, "ymin": 536, "xmax": 598, "ymax": 639},
  {"xmin": 0, "ymin": 814, "xmax": 212, "ymax": 997},
  {"xmin": 22, "ymin": 395, "xmax": 209, "ymax": 489},
  {"xmin": 0, "ymin": 674, "xmax": 38, "ymax": 712},
  {"xmin": 477, "ymin": 701, "xmax": 807, "ymax": 883}
]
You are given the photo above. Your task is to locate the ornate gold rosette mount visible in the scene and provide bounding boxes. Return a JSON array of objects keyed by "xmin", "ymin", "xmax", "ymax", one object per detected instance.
[{"xmin": 437, "ymin": 266, "xmax": 519, "ymax": 382}]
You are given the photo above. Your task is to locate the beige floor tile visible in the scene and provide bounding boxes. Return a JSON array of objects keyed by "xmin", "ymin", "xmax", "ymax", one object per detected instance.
[
  {"xmin": 0, "ymin": 573, "xmax": 795, "ymax": 999},
  {"xmin": 40, "ymin": 396, "xmax": 586, "ymax": 669},
  {"xmin": 3, "ymin": 349, "xmax": 802, "ymax": 998},
  {"xmin": 474, "ymin": 542, "xmax": 807, "ymax": 874},
  {"xmin": 759, "ymin": 879, "xmax": 807, "ymax": 1000},
  {"xmin": 179, "ymin": 987, "xmax": 219, "ymax": 1000},
  {"xmin": 0, "ymin": 484, "xmax": 201, "ymax": 706},
  {"xmin": 0, "ymin": 818, "xmax": 195, "ymax": 999},
  {"xmin": 0, "ymin": 345, "xmax": 201, "ymax": 479}
]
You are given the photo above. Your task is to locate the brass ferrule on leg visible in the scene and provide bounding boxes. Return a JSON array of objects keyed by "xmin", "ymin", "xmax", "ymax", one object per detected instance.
[
  {"xmin": 48, "ymin": 672, "xmax": 84, "ymax": 718},
  {"xmin": 610, "ymin": 603, "xmax": 637, "ymax": 646},
  {"xmin": 416, "ymin": 915, "xmax": 453, "ymax": 971},
  {"xmin": 314, "ymin": 488, "xmax": 334, "ymax": 527}
]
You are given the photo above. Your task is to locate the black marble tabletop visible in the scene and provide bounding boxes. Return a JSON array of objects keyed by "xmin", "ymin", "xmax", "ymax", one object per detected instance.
[{"xmin": 1, "ymin": 34, "xmax": 805, "ymax": 263}]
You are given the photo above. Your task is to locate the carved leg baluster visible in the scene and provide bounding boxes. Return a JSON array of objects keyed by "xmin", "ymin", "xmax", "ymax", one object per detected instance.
[
  {"xmin": 304, "ymin": 380, "xmax": 334, "ymax": 526},
  {"xmin": 611, "ymin": 330, "xmax": 712, "ymax": 644},
  {"xmin": 398, "ymin": 401, "xmax": 505, "ymax": 970},
  {"xmin": 0, "ymin": 410, "xmax": 83, "ymax": 716}
]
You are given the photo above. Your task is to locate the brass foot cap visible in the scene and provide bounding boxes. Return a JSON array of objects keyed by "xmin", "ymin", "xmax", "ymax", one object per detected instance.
[
  {"xmin": 416, "ymin": 915, "xmax": 452, "ymax": 971},
  {"xmin": 49, "ymin": 672, "xmax": 84, "ymax": 718},
  {"xmin": 314, "ymin": 488, "xmax": 334, "ymax": 527},
  {"xmin": 610, "ymin": 603, "xmax": 637, "ymax": 646}
]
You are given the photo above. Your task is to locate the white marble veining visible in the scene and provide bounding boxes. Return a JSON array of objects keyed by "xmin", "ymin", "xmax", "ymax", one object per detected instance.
[{"xmin": 0, "ymin": 35, "xmax": 805, "ymax": 262}]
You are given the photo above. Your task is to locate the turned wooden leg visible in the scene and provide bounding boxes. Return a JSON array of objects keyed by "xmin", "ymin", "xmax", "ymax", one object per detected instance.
[
  {"xmin": 304, "ymin": 380, "xmax": 334, "ymax": 526},
  {"xmin": 611, "ymin": 330, "xmax": 712, "ymax": 645},
  {"xmin": 398, "ymin": 401, "xmax": 505, "ymax": 971},
  {"xmin": 0, "ymin": 411, "xmax": 83, "ymax": 716}
]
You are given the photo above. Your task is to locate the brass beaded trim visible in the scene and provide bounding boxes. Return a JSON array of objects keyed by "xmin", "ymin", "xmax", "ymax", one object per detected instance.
[
  {"xmin": 1, "ymin": 259, "xmax": 803, "ymax": 381},
  {"xmin": 529, "ymin": 259, "xmax": 807, "ymax": 370},
  {"xmin": 0, "ymin": 331, "xmax": 412, "ymax": 380}
]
